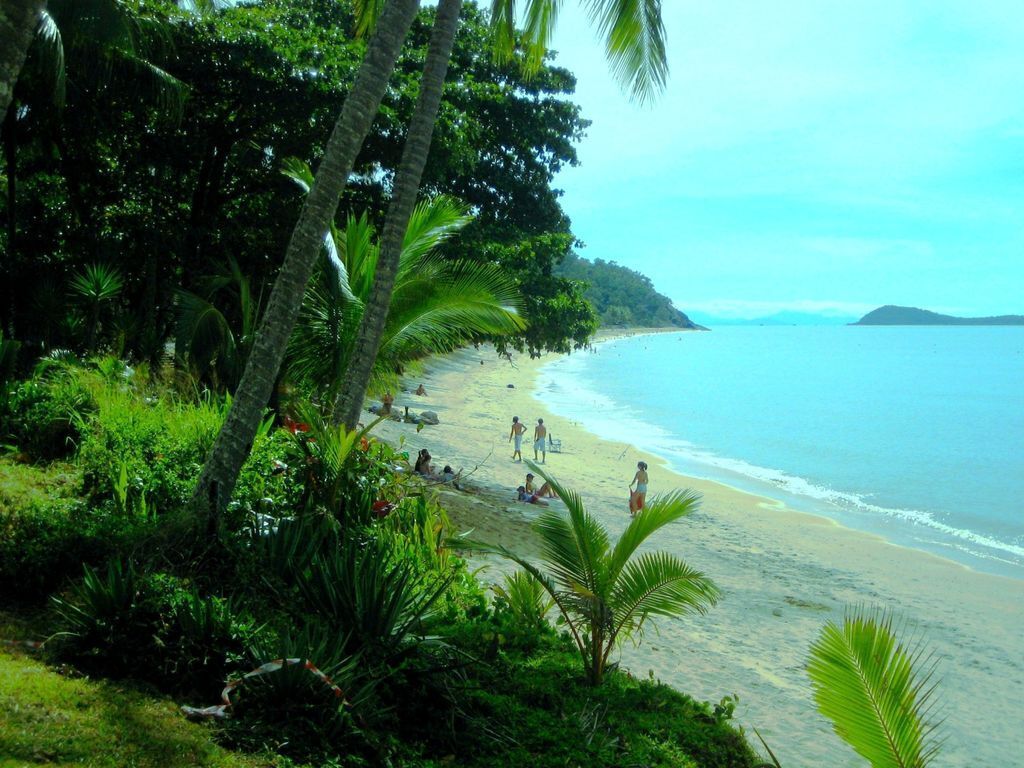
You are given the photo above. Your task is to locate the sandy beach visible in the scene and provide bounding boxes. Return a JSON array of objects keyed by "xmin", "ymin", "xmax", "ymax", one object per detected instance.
[{"xmin": 373, "ymin": 336, "xmax": 1024, "ymax": 767}]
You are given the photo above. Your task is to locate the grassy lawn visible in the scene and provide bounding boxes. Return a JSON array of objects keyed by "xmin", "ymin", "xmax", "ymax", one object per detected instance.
[{"xmin": 0, "ymin": 630, "xmax": 265, "ymax": 768}]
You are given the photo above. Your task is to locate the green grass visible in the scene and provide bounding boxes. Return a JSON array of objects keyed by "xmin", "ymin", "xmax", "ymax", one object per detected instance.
[
  {"xmin": 0, "ymin": 459, "xmax": 80, "ymax": 516},
  {"xmin": 0, "ymin": 627, "xmax": 264, "ymax": 768}
]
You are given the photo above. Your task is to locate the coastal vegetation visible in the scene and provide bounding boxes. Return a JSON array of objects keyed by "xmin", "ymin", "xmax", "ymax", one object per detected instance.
[
  {"xmin": 1, "ymin": 1, "xmax": 948, "ymax": 766},
  {"xmin": 558, "ymin": 253, "xmax": 705, "ymax": 329}
]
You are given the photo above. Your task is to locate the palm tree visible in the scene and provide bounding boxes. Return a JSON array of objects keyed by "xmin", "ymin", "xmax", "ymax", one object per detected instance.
[
  {"xmin": 332, "ymin": 0, "xmax": 463, "ymax": 428},
  {"xmin": 332, "ymin": 0, "xmax": 670, "ymax": 428},
  {"xmin": 0, "ymin": 0, "xmax": 45, "ymax": 129},
  {"xmin": 806, "ymin": 607, "xmax": 942, "ymax": 768},
  {"xmin": 190, "ymin": 0, "xmax": 423, "ymax": 521},
  {"xmin": 175, "ymin": 258, "xmax": 262, "ymax": 391},
  {"xmin": 283, "ymin": 159, "xmax": 525, "ymax": 401},
  {"xmin": 69, "ymin": 262, "xmax": 123, "ymax": 353},
  {"xmin": 460, "ymin": 463, "xmax": 719, "ymax": 685},
  {"xmin": 197, "ymin": 0, "xmax": 671, "ymax": 511}
]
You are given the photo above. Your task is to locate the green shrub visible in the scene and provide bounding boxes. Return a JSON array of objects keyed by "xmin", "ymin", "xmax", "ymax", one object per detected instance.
[
  {"xmin": 6, "ymin": 360, "xmax": 96, "ymax": 459},
  {"xmin": 77, "ymin": 385, "xmax": 223, "ymax": 514},
  {"xmin": 0, "ymin": 497, "xmax": 140, "ymax": 605},
  {"xmin": 224, "ymin": 620, "xmax": 372, "ymax": 761},
  {"xmin": 52, "ymin": 563, "xmax": 262, "ymax": 696}
]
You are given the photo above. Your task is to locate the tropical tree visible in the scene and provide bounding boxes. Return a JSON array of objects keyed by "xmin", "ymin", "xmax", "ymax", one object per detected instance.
[
  {"xmin": 332, "ymin": 0, "xmax": 670, "ymax": 427},
  {"xmin": 459, "ymin": 463, "xmax": 719, "ymax": 685},
  {"xmin": 69, "ymin": 262, "xmax": 123, "ymax": 353},
  {"xmin": 0, "ymin": 0, "xmax": 45, "ymax": 127},
  {"xmin": 806, "ymin": 607, "xmax": 943, "ymax": 768},
  {"xmin": 190, "ymin": 0, "xmax": 423, "ymax": 520},
  {"xmin": 196, "ymin": 0, "xmax": 671, "ymax": 510},
  {"xmin": 175, "ymin": 258, "xmax": 262, "ymax": 391},
  {"xmin": 283, "ymin": 159, "xmax": 525, "ymax": 401},
  {"xmin": 332, "ymin": 0, "xmax": 463, "ymax": 427}
]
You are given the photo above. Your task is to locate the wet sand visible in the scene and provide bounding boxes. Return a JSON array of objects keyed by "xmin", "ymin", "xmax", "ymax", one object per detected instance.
[{"xmin": 373, "ymin": 339, "xmax": 1024, "ymax": 766}]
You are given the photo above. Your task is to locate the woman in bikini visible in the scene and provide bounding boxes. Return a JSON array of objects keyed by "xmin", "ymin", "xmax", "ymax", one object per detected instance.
[
  {"xmin": 525, "ymin": 472, "xmax": 556, "ymax": 498},
  {"xmin": 629, "ymin": 461, "xmax": 649, "ymax": 515}
]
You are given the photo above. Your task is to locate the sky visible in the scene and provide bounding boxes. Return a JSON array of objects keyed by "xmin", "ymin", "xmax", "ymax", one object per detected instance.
[{"xmin": 545, "ymin": 0, "xmax": 1024, "ymax": 321}]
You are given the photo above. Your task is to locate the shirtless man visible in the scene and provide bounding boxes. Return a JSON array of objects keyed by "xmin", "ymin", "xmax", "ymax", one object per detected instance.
[
  {"xmin": 509, "ymin": 416, "xmax": 527, "ymax": 462},
  {"xmin": 534, "ymin": 418, "xmax": 547, "ymax": 463}
]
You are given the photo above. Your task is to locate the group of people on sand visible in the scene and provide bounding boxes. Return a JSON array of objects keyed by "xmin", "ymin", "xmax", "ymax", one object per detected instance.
[
  {"xmin": 515, "ymin": 472, "xmax": 556, "ymax": 506},
  {"xmin": 508, "ymin": 416, "xmax": 550, "ymax": 463},
  {"xmin": 413, "ymin": 448, "xmax": 460, "ymax": 488}
]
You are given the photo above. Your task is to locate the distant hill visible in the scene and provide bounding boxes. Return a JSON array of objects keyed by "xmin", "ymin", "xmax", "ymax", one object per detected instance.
[
  {"xmin": 852, "ymin": 305, "xmax": 1024, "ymax": 326},
  {"xmin": 557, "ymin": 254, "xmax": 706, "ymax": 330}
]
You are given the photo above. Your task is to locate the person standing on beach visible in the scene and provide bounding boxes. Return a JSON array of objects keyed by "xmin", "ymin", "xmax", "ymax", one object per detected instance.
[
  {"xmin": 629, "ymin": 461, "xmax": 648, "ymax": 515},
  {"xmin": 534, "ymin": 418, "xmax": 547, "ymax": 463},
  {"xmin": 509, "ymin": 416, "xmax": 527, "ymax": 461}
]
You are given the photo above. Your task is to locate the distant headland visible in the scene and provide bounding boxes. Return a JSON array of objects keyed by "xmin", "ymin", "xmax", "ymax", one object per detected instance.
[{"xmin": 852, "ymin": 305, "xmax": 1024, "ymax": 326}]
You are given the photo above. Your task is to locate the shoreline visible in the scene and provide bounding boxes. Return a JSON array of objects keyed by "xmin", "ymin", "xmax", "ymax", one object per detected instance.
[
  {"xmin": 544, "ymin": 330, "xmax": 1024, "ymax": 581},
  {"xmin": 373, "ymin": 341, "xmax": 1024, "ymax": 767}
]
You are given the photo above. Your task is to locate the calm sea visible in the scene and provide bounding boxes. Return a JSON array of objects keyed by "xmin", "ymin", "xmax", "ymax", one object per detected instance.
[{"xmin": 536, "ymin": 327, "xmax": 1024, "ymax": 578}]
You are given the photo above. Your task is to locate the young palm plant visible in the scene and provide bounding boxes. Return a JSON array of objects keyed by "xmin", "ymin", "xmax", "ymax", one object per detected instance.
[
  {"xmin": 69, "ymin": 262, "xmax": 124, "ymax": 352},
  {"xmin": 460, "ymin": 462, "xmax": 720, "ymax": 685},
  {"xmin": 283, "ymin": 158, "xmax": 526, "ymax": 403},
  {"xmin": 175, "ymin": 257, "xmax": 262, "ymax": 390},
  {"xmin": 806, "ymin": 607, "xmax": 943, "ymax": 768}
]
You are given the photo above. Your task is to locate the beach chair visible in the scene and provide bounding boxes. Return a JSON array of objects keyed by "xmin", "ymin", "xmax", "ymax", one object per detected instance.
[{"xmin": 548, "ymin": 437, "xmax": 562, "ymax": 453}]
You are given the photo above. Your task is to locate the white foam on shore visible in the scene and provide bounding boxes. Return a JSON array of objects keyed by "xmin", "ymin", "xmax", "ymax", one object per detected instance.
[{"xmin": 537, "ymin": 353, "xmax": 1024, "ymax": 574}]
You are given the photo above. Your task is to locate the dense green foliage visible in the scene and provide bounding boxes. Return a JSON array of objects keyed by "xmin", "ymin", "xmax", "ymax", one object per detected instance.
[
  {"xmin": 465, "ymin": 463, "xmax": 720, "ymax": 685},
  {"xmin": 0, "ymin": 359, "xmax": 758, "ymax": 767},
  {"xmin": 558, "ymin": 252, "xmax": 703, "ymax": 328},
  {"xmin": 2, "ymin": 0, "xmax": 596, "ymax": 368}
]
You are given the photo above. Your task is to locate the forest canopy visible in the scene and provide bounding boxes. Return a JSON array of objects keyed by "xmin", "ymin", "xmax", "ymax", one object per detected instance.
[
  {"xmin": 557, "ymin": 253, "xmax": 702, "ymax": 329},
  {"xmin": 1, "ymin": 0, "xmax": 601, "ymax": 368}
]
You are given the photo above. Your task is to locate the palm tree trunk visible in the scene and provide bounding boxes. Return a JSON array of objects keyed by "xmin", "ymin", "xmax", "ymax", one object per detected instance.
[
  {"xmin": 333, "ymin": 0, "xmax": 463, "ymax": 429},
  {"xmin": 2, "ymin": 106, "xmax": 17, "ymax": 334},
  {"xmin": 0, "ymin": 0, "xmax": 43, "ymax": 130},
  {"xmin": 190, "ymin": 0, "xmax": 422, "ymax": 523}
]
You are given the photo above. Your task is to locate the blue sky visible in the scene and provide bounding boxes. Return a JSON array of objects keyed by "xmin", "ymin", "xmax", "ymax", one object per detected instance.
[{"xmin": 546, "ymin": 1, "xmax": 1024, "ymax": 320}]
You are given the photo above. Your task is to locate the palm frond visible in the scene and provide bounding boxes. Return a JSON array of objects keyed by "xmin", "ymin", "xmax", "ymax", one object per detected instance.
[
  {"xmin": 34, "ymin": 10, "xmax": 67, "ymax": 107},
  {"xmin": 399, "ymin": 195, "xmax": 472, "ymax": 269},
  {"xmin": 351, "ymin": 0, "xmax": 389, "ymax": 39},
  {"xmin": 584, "ymin": 0, "xmax": 668, "ymax": 104},
  {"xmin": 607, "ymin": 489, "xmax": 701, "ymax": 580},
  {"xmin": 608, "ymin": 551, "xmax": 718, "ymax": 646},
  {"xmin": 69, "ymin": 263, "xmax": 124, "ymax": 303},
  {"xmin": 488, "ymin": 0, "xmax": 519, "ymax": 64},
  {"xmin": 807, "ymin": 607, "xmax": 942, "ymax": 768},
  {"xmin": 528, "ymin": 462, "xmax": 609, "ymax": 595},
  {"xmin": 174, "ymin": 289, "xmax": 237, "ymax": 373}
]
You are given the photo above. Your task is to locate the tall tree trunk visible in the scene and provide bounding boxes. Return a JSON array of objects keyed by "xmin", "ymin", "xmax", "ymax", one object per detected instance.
[
  {"xmin": 2, "ymin": 106, "xmax": 16, "ymax": 334},
  {"xmin": 190, "ymin": 0, "xmax": 422, "ymax": 523},
  {"xmin": 0, "ymin": 0, "xmax": 43, "ymax": 129},
  {"xmin": 333, "ymin": 0, "xmax": 462, "ymax": 429}
]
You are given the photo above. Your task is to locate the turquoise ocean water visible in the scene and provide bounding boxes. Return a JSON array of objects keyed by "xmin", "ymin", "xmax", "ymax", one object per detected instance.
[{"xmin": 536, "ymin": 327, "xmax": 1024, "ymax": 578}]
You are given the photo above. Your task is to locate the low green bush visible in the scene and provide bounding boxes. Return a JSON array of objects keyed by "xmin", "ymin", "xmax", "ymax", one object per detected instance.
[
  {"xmin": 5, "ymin": 360, "xmax": 96, "ymax": 459},
  {"xmin": 52, "ymin": 563, "xmax": 263, "ymax": 697}
]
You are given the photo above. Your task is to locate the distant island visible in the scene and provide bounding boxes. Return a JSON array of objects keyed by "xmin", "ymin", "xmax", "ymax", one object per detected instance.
[{"xmin": 852, "ymin": 305, "xmax": 1024, "ymax": 326}]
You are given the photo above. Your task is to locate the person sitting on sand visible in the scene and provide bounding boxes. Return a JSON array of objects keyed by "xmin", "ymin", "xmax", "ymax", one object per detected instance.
[
  {"xmin": 516, "ymin": 485, "xmax": 549, "ymax": 506},
  {"xmin": 381, "ymin": 392, "xmax": 395, "ymax": 415},
  {"xmin": 440, "ymin": 465, "xmax": 463, "ymax": 490},
  {"xmin": 414, "ymin": 449, "xmax": 433, "ymax": 476},
  {"xmin": 629, "ymin": 461, "xmax": 649, "ymax": 515},
  {"xmin": 525, "ymin": 472, "xmax": 556, "ymax": 498},
  {"xmin": 415, "ymin": 384, "xmax": 427, "ymax": 396}
]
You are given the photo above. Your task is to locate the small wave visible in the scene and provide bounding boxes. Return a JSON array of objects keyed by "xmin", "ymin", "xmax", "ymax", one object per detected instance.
[{"xmin": 536, "ymin": 358, "xmax": 1024, "ymax": 567}]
